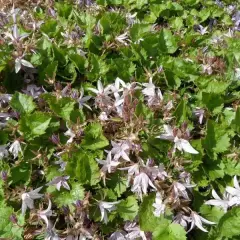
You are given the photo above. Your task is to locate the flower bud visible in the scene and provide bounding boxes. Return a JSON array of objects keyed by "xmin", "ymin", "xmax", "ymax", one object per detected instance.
[
  {"xmin": 49, "ymin": 134, "xmax": 60, "ymax": 145},
  {"xmin": 9, "ymin": 214, "xmax": 18, "ymax": 224},
  {"xmin": 1, "ymin": 171, "xmax": 7, "ymax": 181}
]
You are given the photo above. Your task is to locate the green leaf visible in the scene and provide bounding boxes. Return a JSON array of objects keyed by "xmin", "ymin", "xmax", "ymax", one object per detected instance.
[
  {"xmin": 19, "ymin": 112, "xmax": 52, "ymax": 140},
  {"xmin": 69, "ymin": 54, "xmax": 86, "ymax": 73},
  {"xmin": 54, "ymin": 182, "xmax": 84, "ymax": 207},
  {"xmin": 232, "ymin": 107, "xmax": 240, "ymax": 133},
  {"xmin": 43, "ymin": 94, "xmax": 75, "ymax": 121},
  {"xmin": 202, "ymin": 120, "xmax": 231, "ymax": 159},
  {"xmin": 173, "ymin": 99, "xmax": 187, "ymax": 123},
  {"xmin": 10, "ymin": 92, "xmax": 36, "ymax": 114},
  {"xmin": 117, "ymin": 196, "xmax": 139, "ymax": 221},
  {"xmin": 66, "ymin": 150, "xmax": 100, "ymax": 186},
  {"xmin": 152, "ymin": 221, "xmax": 187, "ymax": 240},
  {"xmin": 106, "ymin": 172, "xmax": 127, "ymax": 197},
  {"xmin": 44, "ymin": 61, "xmax": 58, "ymax": 79},
  {"xmin": 201, "ymin": 92, "xmax": 223, "ymax": 112},
  {"xmin": 55, "ymin": 3, "xmax": 72, "ymax": 19},
  {"xmin": 10, "ymin": 162, "xmax": 31, "ymax": 184},
  {"xmin": 139, "ymin": 193, "xmax": 161, "ymax": 232},
  {"xmin": 159, "ymin": 29, "xmax": 178, "ymax": 54},
  {"xmin": 216, "ymin": 207, "xmax": 240, "ymax": 238},
  {"xmin": 81, "ymin": 123, "xmax": 109, "ymax": 150},
  {"xmin": 0, "ymin": 203, "xmax": 24, "ymax": 239},
  {"xmin": 200, "ymin": 205, "xmax": 225, "ymax": 224}
]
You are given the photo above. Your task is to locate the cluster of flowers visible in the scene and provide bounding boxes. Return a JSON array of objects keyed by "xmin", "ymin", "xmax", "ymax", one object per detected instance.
[
  {"xmin": 1, "ymin": 1, "xmax": 240, "ymax": 239},
  {"xmin": 1, "ymin": 76, "xmax": 239, "ymax": 239}
]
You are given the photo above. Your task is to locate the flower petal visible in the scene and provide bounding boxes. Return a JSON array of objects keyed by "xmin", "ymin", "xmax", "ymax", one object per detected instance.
[{"xmin": 180, "ymin": 139, "xmax": 199, "ymax": 154}]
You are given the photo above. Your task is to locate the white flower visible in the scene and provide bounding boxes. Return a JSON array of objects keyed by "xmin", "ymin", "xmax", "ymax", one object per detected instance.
[
  {"xmin": 78, "ymin": 89, "xmax": 92, "ymax": 110},
  {"xmin": 5, "ymin": 24, "xmax": 29, "ymax": 43},
  {"xmin": 124, "ymin": 222, "xmax": 146, "ymax": 240},
  {"xmin": 226, "ymin": 176, "xmax": 240, "ymax": 198},
  {"xmin": 145, "ymin": 160, "xmax": 168, "ymax": 181},
  {"xmin": 131, "ymin": 172, "xmax": 156, "ymax": 200},
  {"xmin": 188, "ymin": 211, "xmax": 215, "ymax": 233},
  {"xmin": 164, "ymin": 100, "xmax": 173, "ymax": 111},
  {"xmin": 142, "ymin": 77, "xmax": 156, "ymax": 97},
  {"xmin": 88, "ymin": 80, "xmax": 112, "ymax": 96},
  {"xmin": 9, "ymin": 140, "xmax": 22, "ymax": 159},
  {"xmin": 99, "ymin": 112, "xmax": 109, "ymax": 121},
  {"xmin": 98, "ymin": 201, "xmax": 120, "ymax": 224},
  {"xmin": 15, "ymin": 57, "xmax": 34, "ymax": 73},
  {"xmin": 235, "ymin": 68, "xmax": 240, "ymax": 80},
  {"xmin": 197, "ymin": 25, "xmax": 208, "ymax": 35},
  {"xmin": 46, "ymin": 176, "xmax": 70, "ymax": 191},
  {"xmin": 202, "ymin": 64, "xmax": 213, "ymax": 75},
  {"xmin": 111, "ymin": 141, "xmax": 130, "ymax": 161},
  {"xmin": 205, "ymin": 189, "xmax": 233, "ymax": 212},
  {"xmin": 156, "ymin": 125, "xmax": 198, "ymax": 154},
  {"xmin": 157, "ymin": 125, "xmax": 175, "ymax": 141},
  {"xmin": 193, "ymin": 108, "xmax": 204, "ymax": 124},
  {"xmin": 64, "ymin": 127, "xmax": 76, "ymax": 144},
  {"xmin": 115, "ymin": 32, "xmax": 131, "ymax": 45},
  {"xmin": 21, "ymin": 187, "xmax": 43, "ymax": 215},
  {"xmin": 112, "ymin": 77, "xmax": 125, "ymax": 97},
  {"xmin": 153, "ymin": 192, "xmax": 165, "ymax": 217},
  {"xmin": 96, "ymin": 151, "xmax": 120, "ymax": 174},
  {"xmin": 142, "ymin": 78, "xmax": 163, "ymax": 106},
  {"xmin": 39, "ymin": 199, "xmax": 53, "ymax": 228},
  {"xmin": 45, "ymin": 227, "xmax": 60, "ymax": 240},
  {"xmin": 126, "ymin": 12, "xmax": 138, "ymax": 26},
  {"xmin": 0, "ymin": 94, "xmax": 12, "ymax": 103},
  {"xmin": 0, "ymin": 145, "xmax": 9, "ymax": 159},
  {"xmin": 224, "ymin": 28, "xmax": 234, "ymax": 38},
  {"xmin": 109, "ymin": 231, "xmax": 126, "ymax": 240},
  {"xmin": 119, "ymin": 163, "xmax": 139, "ymax": 186},
  {"xmin": 173, "ymin": 213, "xmax": 191, "ymax": 229},
  {"xmin": 54, "ymin": 153, "xmax": 67, "ymax": 172},
  {"xmin": 22, "ymin": 84, "xmax": 44, "ymax": 99},
  {"xmin": 174, "ymin": 136, "xmax": 199, "ymax": 154},
  {"xmin": 172, "ymin": 182, "xmax": 194, "ymax": 200}
]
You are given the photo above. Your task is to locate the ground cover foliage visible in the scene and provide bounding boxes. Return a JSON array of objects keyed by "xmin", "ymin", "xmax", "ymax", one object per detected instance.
[{"xmin": 1, "ymin": 0, "xmax": 240, "ymax": 239}]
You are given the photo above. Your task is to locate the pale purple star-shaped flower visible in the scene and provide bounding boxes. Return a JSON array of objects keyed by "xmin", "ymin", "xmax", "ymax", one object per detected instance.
[
  {"xmin": 173, "ymin": 213, "xmax": 191, "ymax": 229},
  {"xmin": 46, "ymin": 176, "xmax": 70, "ymax": 191},
  {"xmin": 96, "ymin": 151, "xmax": 121, "ymax": 174},
  {"xmin": 64, "ymin": 126, "xmax": 76, "ymax": 144},
  {"xmin": 124, "ymin": 222, "xmax": 147, "ymax": 240},
  {"xmin": 78, "ymin": 89, "xmax": 92, "ymax": 110},
  {"xmin": 98, "ymin": 201, "xmax": 120, "ymax": 224},
  {"xmin": 193, "ymin": 108, "xmax": 205, "ymax": 124},
  {"xmin": 88, "ymin": 80, "xmax": 112, "ymax": 96},
  {"xmin": 98, "ymin": 111, "xmax": 109, "ymax": 121},
  {"xmin": 22, "ymin": 84, "xmax": 44, "ymax": 99},
  {"xmin": 156, "ymin": 125, "xmax": 199, "ymax": 154},
  {"xmin": 111, "ymin": 140, "xmax": 131, "ymax": 162},
  {"xmin": 131, "ymin": 172, "xmax": 156, "ymax": 200},
  {"xmin": 21, "ymin": 187, "xmax": 43, "ymax": 215},
  {"xmin": 9, "ymin": 140, "xmax": 22, "ymax": 159},
  {"xmin": 205, "ymin": 189, "xmax": 234, "ymax": 212},
  {"xmin": 119, "ymin": 163, "xmax": 139, "ymax": 186},
  {"xmin": 115, "ymin": 32, "xmax": 131, "ymax": 46},
  {"xmin": 109, "ymin": 231, "xmax": 127, "ymax": 240},
  {"xmin": 142, "ymin": 77, "xmax": 156, "ymax": 97},
  {"xmin": 145, "ymin": 159, "xmax": 168, "ymax": 181},
  {"xmin": 153, "ymin": 192, "xmax": 165, "ymax": 217},
  {"xmin": 38, "ymin": 199, "xmax": 53, "ymax": 228},
  {"xmin": 188, "ymin": 211, "xmax": 215, "ymax": 233},
  {"xmin": 225, "ymin": 176, "xmax": 240, "ymax": 207},
  {"xmin": 172, "ymin": 182, "xmax": 195, "ymax": 201},
  {"xmin": 0, "ymin": 145, "xmax": 9, "ymax": 159}
]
